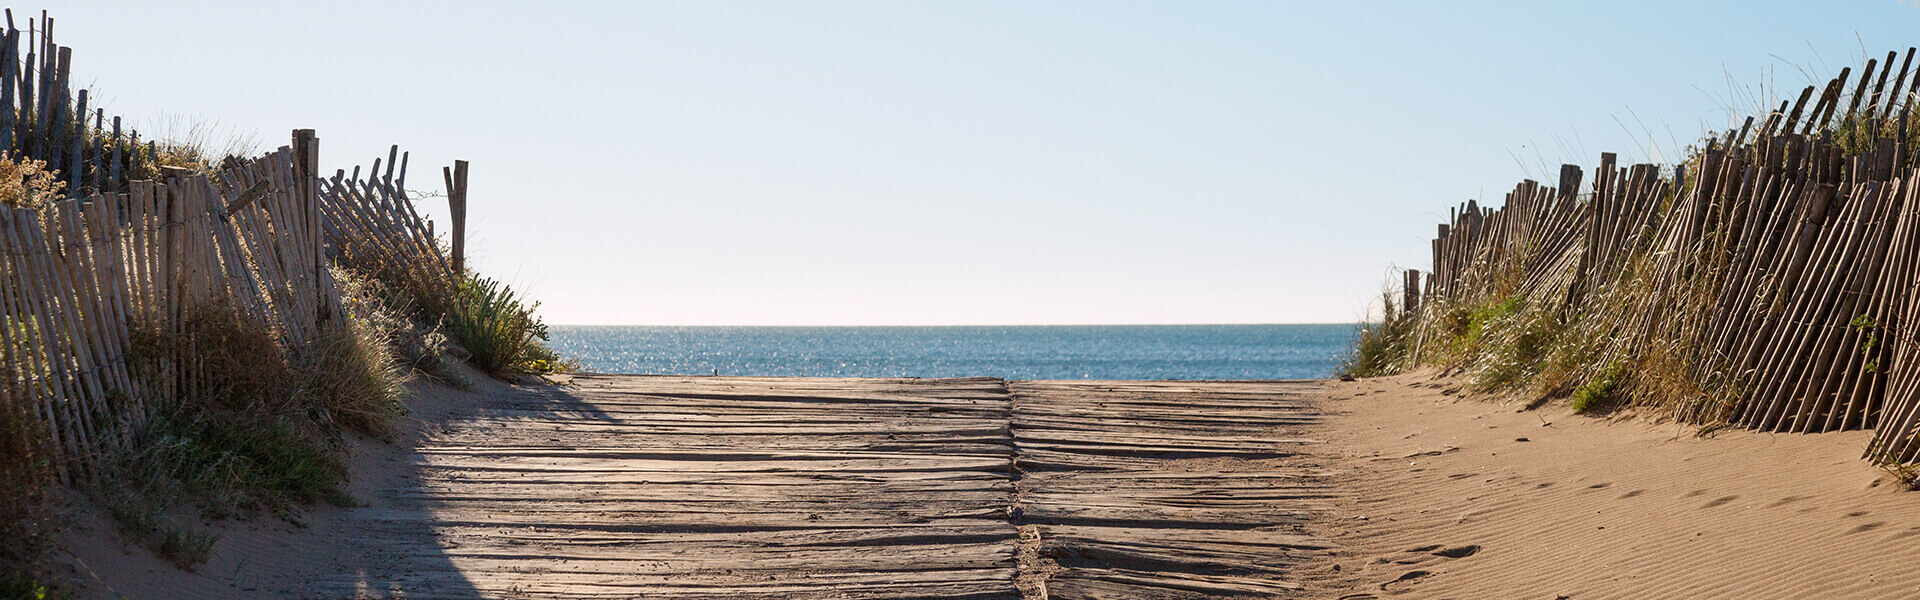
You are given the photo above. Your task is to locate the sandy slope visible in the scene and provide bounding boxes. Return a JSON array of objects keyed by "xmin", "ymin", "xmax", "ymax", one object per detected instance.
[
  {"xmin": 53, "ymin": 376, "xmax": 495, "ymax": 600},
  {"xmin": 1302, "ymin": 371, "xmax": 1920, "ymax": 600}
]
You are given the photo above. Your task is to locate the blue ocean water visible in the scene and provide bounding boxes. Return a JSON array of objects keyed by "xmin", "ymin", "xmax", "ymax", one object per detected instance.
[{"xmin": 546, "ymin": 324, "xmax": 1354, "ymax": 381}]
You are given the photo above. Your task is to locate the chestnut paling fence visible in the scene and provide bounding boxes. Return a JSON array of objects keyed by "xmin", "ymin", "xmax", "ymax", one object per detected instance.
[
  {"xmin": 1402, "ymin": 47, "xmax": 1920, "ymax": 462},
  {"xmin": 0, "ymin": 130, "xmax": 459, "ymax": 481},
  {"xmin": 0, "ymin": 6, "xmax": 464, "ymax": 481},
  {"xmin": 0, "ymin": 10, "xmax": 210, "ymax": 196}
]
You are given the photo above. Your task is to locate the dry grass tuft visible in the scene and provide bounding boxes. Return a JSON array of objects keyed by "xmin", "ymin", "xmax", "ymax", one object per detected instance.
[
  {"xmin": 101, "ymin": 288, "xmax": 412, "ymax": 568},
  {"xmin": 0, "ymin": 153, "xmax": 68, "ymax": 208},
  {"xmin": 124, "ymin": 116, "xmax": 262, "ymax": 177},
  {"xmin": 304, "ymin": 269, "xmax": 411, "ymax": 438},
  {"xmin": 1340, "ymin": 287, "xmax": 1416, "ymax": 378}
]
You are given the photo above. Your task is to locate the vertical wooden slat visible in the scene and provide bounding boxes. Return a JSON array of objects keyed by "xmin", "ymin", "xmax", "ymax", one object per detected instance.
[{"xmin": 446, "ymin": 160, "xmax": 468, "ymax": 276}]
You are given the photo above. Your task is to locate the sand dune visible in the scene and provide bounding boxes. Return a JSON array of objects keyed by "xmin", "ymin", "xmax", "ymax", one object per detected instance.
[{"xmin": 1304, "ymin": 371, "xmax": 1920, "ymax": 600}]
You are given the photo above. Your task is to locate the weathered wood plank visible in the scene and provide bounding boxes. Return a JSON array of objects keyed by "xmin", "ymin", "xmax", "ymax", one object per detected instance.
[
  {"xmin": 1009, "ymin": 380, "xmax": 1330, "ymax": 598},
  {"xmin": 336, "ymin": 376, "xmax": 1022, "ymax": 599}
]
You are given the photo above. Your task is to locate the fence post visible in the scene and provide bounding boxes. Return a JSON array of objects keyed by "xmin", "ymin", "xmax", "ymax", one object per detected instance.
[
  {"xmin": 1404, "ymin": 269, "xmax": 1421, "ymax": 316},
  {"xmin": 444, "ymin": 160, "xmax": 468, "ymax": 276},
  {"xmin": 293, "ymin": 129, "xmax": 327, "ymax": 325},
  {"xmin": 1557, "ymin": 164, "xmax": 1582, "ymax": 201}
]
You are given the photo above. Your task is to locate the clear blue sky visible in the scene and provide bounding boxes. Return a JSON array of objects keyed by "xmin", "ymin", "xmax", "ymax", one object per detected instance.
[{"xmin": 35, "ymin": 1, "xmax": 1920, "ymax": 325}]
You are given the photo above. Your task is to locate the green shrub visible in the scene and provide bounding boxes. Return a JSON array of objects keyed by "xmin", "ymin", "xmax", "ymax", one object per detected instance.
[
  {"xmin": 131, "ymin": 414, "xmax": 352, "ymax": 512},
  {"xmin": 1571, "ymin": 363, "xmax": 1626, "ymax": 414},
  {"xmin": 443, "ymin": 275, "xmax": 561, "ymax": 377},
  {"xmin": 1342, "ymin": 320, "xmax": 1411, "ymax": 378},
  {"xmin": 1457, "ymin": 295, "xmax": 1523, "ymax": 347}
]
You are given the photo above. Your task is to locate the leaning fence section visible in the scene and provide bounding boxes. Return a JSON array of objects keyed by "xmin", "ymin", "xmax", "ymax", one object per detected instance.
[
  {"xmin": 1400, "ymin": 46, "xmax": 1920, "ymax": 463},
  {"xmin": 322, "ymin": 147, "xmax": 453, "ymax": 280},
  {"xmin": 0, "ymin": 130, "xmax": 343, "ymax": 479}
]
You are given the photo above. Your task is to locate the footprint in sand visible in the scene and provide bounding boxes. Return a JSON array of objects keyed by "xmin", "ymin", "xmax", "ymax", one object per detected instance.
[
  {"xmin": 1432, "ymin": 544, "xmax": 1481, "ymax": 558},
  {"xmin": 1768, "ymin": 495, "xmax": 1809, "ymax": 508},
  {"xmin": 1380, "ymin": 570, "xmax": 1431, "ymax": 591},
  {"xmin": 1849, "ymin": 521, "xmax": 1886, "ymax": 534},
  {"xmin": 1618, "ymin": 489, "xmax": 1645, "ymax": 499},
  {"xmin": 1702, "ymin": 495, "xmax": 1739, "ymax": 508},
  {"xmin": 1587, "ymin": 482, "xmax": 1611, "ymax": 489}
]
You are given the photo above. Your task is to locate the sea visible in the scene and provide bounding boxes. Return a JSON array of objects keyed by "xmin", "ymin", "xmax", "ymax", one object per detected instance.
[{"xmin": 546, "ymin": 324, "xmax": 1354, "ymax": 381}]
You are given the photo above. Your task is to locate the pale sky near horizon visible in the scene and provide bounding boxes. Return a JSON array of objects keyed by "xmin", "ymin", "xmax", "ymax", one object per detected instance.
[{"xmin": 33, "ymin": 1, "xmax": 1920, "ymax": 325}]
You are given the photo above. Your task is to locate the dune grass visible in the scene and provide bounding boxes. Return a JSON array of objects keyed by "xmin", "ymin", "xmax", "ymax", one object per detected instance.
[
  {"xmin": 1340, "ymin": 289, "xmax": 1417, "ymax": 378},
  {"xmin": 1351, "ymin": 61, "xmax": 1918, "ymax": 427},
  {"xmin": 101, "ymin": 273, "xmax": 411, "ymax": 568}
]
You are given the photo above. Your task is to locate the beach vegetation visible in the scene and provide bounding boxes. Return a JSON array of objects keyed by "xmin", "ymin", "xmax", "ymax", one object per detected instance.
[
  {"xmin": 377, "ymin": 288, "xmax": 479, "ymax": 389},
  {"xmin": 1341, "ymin": 287, "xmax": 1416, "ymax": 378},
  {"xmin": 0, "ymin": 153, "xmax": 67, "ymax": 207},
  {"xmin": 311, "ymin": 269, "xmax": 413, "ymax": 438},
  {"xmin": 100, "ymin": 273, "xmax": 411, "ymax": 567},
  {"xmin": 332, "ymin": 241, "xmax": 570, "ymax": 381},
  {"xmin": 443, "ymin": 275, "xmax": 570, "ymax": 378},
  {"xmin": 1829, "ymin": 110, "xmax": 1920, "ymax": 159},
  {"xmin": 122, "ymin": 116, "xmax": 262, "ymax": 178},
  {"xmin": 1571, "ymin": 362, "xmax": 1625, "ymax": 414},
  {"xmin": 97, "ymin": 486, "xmax": 219, "ymax": 569},
  {"xmin": 1465, "ymin": 299, "xmax": 1563, "ymax": 392},
  {"xmin": 1868, "ymin": 440, "xmax": 1919, "ymax": 490},
  {"xmin": 1853, "ymin": 315, "xmax": 1881, "ymax": 375}
]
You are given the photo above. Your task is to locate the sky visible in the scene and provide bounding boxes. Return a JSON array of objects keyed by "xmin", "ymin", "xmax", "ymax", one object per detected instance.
[{"xmin": 30, "ymin": 1, "xmax": 1920, "ymax": 325}]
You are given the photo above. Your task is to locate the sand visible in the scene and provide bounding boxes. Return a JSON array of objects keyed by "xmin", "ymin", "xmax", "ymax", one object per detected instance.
[
  {"xmin": 53, "ymin": 374, "xmax": 499, "ymax": 600},
  {"xmin": 1302, "ymin": 371, "xmax": 1920, "ymax": 600}
]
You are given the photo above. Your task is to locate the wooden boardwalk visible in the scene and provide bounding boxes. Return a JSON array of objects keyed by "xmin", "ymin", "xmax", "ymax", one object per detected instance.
[
  {"xmin": 334, "ymin": 376, "xmax": 1326, "ymax": 599},
  {"xmin": 1010, "ymin": 381, "xmax": 1333, "ymax": 599}
]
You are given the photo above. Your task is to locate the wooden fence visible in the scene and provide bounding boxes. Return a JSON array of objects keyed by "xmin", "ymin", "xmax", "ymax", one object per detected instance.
[
  {"xmin": 1406, "ymin": 47, "xmax": 1920, "ymax": 462},
  {"xmin": 0, "ymin": 130, "xmax": 343, "ymax": 479},
  {"xmin": 321, "ymin": 146, "xmax": 452, "ymax": 282},
  {"xmin": 0, "ymin": 10, "xmax": 177, "ymax": 196},
  {"xmin": 0, "ymin": 9, "xmax": 472, "ymax": 485}
]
